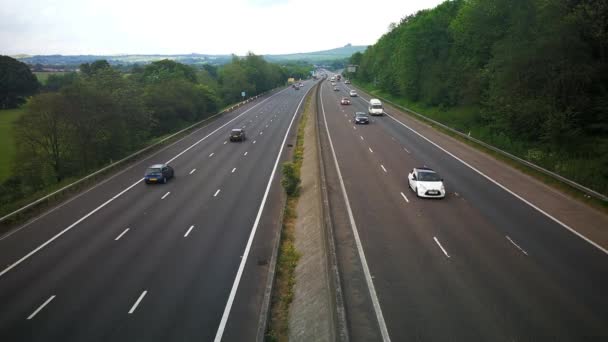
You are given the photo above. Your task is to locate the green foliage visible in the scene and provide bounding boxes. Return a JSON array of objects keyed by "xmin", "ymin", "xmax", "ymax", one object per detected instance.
[
  {"xmin": 281, "ymin": 162, "xmax": 300, "ymax": 197},
  {"xmin": 352, "ymin": 0, "xmax": 608, "ymax": 194},
  {"xmin": 219, "ymin": 53, "xmax": 287, "ymax": 104},
  {"xmin": 43, "ymin": 72, "xmax": 78, "ymax": 91},
  {"xmin": 132, "ymin": 59, "xmax": 198, "ymax": 85},
  {"xmin": 0, "ymin": 107, "xmax": 24, "ymax": 182},
  {"xmin": 0, "ymin": 55, "xmax": 40, "ymax": 109}
]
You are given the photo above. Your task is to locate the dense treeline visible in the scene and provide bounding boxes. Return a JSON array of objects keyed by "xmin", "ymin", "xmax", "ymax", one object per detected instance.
[
  {"xmin": 0, "ymin": 53, "xmax": 311, "ymax": 213},
  {"xmin": 351, "ymin": 0, "xmax": 608, "ymax": 194}
]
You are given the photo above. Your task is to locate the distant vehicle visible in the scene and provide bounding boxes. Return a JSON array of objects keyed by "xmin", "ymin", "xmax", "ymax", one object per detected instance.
[
  {"xmin": 299, "ymin": 82, "xmax": 303, "ymax": 87},
  {"xmin": 330, "ymin": 76, "xmax": 336, "ymax": 82},
  {"xmin": 336, "ymin": 74, "xmax": 342, "ymax": 81},
  {"xmin": 230, "ymin": 128, "xmax": 246, "ymax": 142},
  {"xmin": 340, "ymin": 97, "xmax": 351, "ymax": 105},
  {"xmin": 408, "ymin": 167, "xmax": 446, "ymax": 198},
  {"xmin": 368, "ymin": 98, "xmax": 383, "ymax": 116},
  {"xmin": 345, "ymin": 80, "xmax": 351, "ymax": 84},
  {"xmin": 333, "ymin": 86, "xmax": 340, "ymax": 91},
  {"xmin": 331, "ymin": 81, "xmax": 336, "ymax": 86},
  {"xmin": 349, "ymin": 90, "xmax": 358, "ymax": 97},
  {"xmin": 292, "ymin": 84, "xmax": 299, "ymax": 89},
  {"xmin": 354, "ymin": 112, "xmax": 369, "ymax": 124},
  {"xmin": 144, "ymin": 164, "xmax": 174, "ymax": 184}
]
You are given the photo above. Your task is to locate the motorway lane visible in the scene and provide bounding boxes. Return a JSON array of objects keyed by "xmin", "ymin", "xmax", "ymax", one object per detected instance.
[
  {"xmin": 0, "ymin": 81, "xmax": 314, "ymax": 341},
  {"xmin": 320, "ymin": 79, "xmax": 608, "ymax": 341}
]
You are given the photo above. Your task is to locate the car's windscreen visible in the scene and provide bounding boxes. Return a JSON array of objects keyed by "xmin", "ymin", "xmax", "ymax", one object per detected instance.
[
  {"xmin": 356, "ymin": 113, "xmax": 368, "ymax": 117},
  {"xmin": 146, "ymin": 168, "xmax": 161, "ymax": 175},
  {"xmin": 372, "ymin": 104, "xmax": 383, "ymax": 109},
  {"xmin": 418, "ymin": 172, "xmax": 441, "ymax": 181}
]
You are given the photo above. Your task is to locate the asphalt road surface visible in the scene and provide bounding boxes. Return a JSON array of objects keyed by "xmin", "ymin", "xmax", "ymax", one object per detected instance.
[
  {"xmin": 0, "ymin": 82, "xmax": 314, "ymax": 342},
  {"xmin": 318, "ymin": 77, "xmax": 608, "ymax": 341}
]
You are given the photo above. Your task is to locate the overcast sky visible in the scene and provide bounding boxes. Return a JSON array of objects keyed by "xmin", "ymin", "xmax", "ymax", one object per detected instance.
[{"xmin": 0, "ymin": 0, "xmax": 444, "ymax": 56}]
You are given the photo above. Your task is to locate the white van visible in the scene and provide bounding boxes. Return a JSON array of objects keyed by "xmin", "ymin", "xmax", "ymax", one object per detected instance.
[{"xmin": 368, "ymin": 99, "xmax": 383, "ymax": 116}]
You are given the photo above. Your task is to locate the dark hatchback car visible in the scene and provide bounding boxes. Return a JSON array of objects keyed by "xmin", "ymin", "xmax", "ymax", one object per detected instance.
[
  {"xmin": 230, "ymin": 128, "xmax": 246, "ymax": 142},
  {"xmin": 354, "ymin": 112, "xmax": 369, "ymax": 124},
  {"xmin": 144, "ymin": 164, "xmax": 174, "ymax": 184}
]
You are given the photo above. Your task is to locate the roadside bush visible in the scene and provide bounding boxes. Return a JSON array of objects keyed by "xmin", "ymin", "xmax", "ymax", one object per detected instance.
[{"xmin": 281, "ymin": 162, "xmax": 300, "ymax": 197}]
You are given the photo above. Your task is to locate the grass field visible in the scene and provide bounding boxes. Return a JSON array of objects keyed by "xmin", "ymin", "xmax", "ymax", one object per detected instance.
[
  {"xmin": 33, "ymin": 71, "xmax": 68, "ymax": 85},
  {"xmin": 0, "ymin": 107, "xmax": 24, "ymax": 182}
]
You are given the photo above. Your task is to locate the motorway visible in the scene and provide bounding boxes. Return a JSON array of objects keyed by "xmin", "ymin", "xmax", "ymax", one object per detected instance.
[
  {"xmin": 0, "ymin": 82, "xmax": 314, "ymax": 341},
  {"xmin": 317, "ymin": 77, "xmax": 608, "ymax": 341}
]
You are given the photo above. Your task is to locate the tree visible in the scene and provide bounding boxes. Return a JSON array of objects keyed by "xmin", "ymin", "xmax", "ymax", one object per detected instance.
[
  {"xmin": 80, "ymin": 60, "xmax": 111, "ymax": 77},
  {"xmin": 0, "ymin": 55, "xmax": 40, "ymax": 108},
  {"xmin": 14, "ymin": 93, "xmax": 71, "ymax": 182}
]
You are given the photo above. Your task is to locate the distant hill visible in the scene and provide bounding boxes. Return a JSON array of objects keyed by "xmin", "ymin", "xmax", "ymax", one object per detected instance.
[
  {"xmin": 13, "ymin": 45, "xmax": 367, "ymax": 67},
  {"xmin": 265, "ymin": 44, "xmax": 367, "ymax": 62}
]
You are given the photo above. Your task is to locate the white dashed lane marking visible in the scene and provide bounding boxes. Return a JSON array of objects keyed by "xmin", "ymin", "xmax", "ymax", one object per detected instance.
[
  {"xmin": 506, "ymin": 236, "xmax": 529, "ymax": 255},
  {"xmin": 128, "ymin": 291, "xmax": 147, "ymax": 314},
  {"xmin": 434, "ymin": 237, "xmax": 450, "ymax": 258},
  {"xmin": 115, "ymin": 228, "xmax": 130, "ymax": 241},
  {"xmin": 27, "ymin": 295, "xmax": 56, "ymax": 320}
]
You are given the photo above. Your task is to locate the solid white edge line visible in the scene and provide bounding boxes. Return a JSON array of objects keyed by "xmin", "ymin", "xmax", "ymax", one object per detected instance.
[
  {"xmin": 209, "ymin": 153, "xmax": 214, "ymax": 157},
  {"xmin": 369, "ymin": 147, "xmax": 374, "ymax": 153},
  {"xmin": 0, "ymin": 87, "xmax": 291, "ymax": 279},
  {"xmin": 383, "ymin": 112, "xmax": 608, "ymax": 256},
  {"xmin": 360, "ymin": 136, "xmax": 364, "ymax": 140},
  {"xmin": 244, "ymin": 152, "xmax": 248, "ymax": 156},
  {"xmin": 213, "ymin": 85, "xmax": 310, "ymax": 342},
  {"xmin": 253, "ymin": 140, "xmax": 256, "ymax": 144},
  {"xmin": 400, "ymin": 192, "xmax": 410, "ymax": 203},
  {"xmin": 189, "ymin": 169, "xmax": 196, "ymax": 175},
  {"xmin": 224, "ymin": 141, "xmax": 227, "ymax": 144},
  {"xmin": 506, "ymin": 235, "xmax": 529, "ymax": 256},
  {"xmin": 27, "ymin": 295, "xmax": 56, "ymax": 320},
  {"xmin": 128, "ymin": 290, "xmax": 147, "ymax": 314},
  {"xmin": 115, "ymin": 228, "xmax": 130, "ymax": 241},
  {"xmin": 319, "ymin": 87, "xmax": 392, "ymax": 342},
  {"xmin": 231, "ymin": 168, "xmax": 236, "ymax": 173},
  {"xmin": 184, "ymin": 225, "xmax": 195, "ymax": 238},
  {"xmin": 403, "ymin": 147, "xmax": 410, "ymax": 153},
  {"xmin": 214, "ymin": 189, "xmax": 221, "ymax": 197},
  {"xmin": 433, "ymin": 236, "xmax": 450, "ymax": 258},
  {"xmin": 161, "ymin": 192, "xmax": 170, "ymax": 200},
  {"xmin": 381, "ymin": 165, "xmax": 387, "ymax": 173}
]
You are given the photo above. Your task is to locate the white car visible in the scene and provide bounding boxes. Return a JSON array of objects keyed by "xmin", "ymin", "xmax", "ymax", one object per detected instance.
[
  {"xmin": 408, "ymin": 167, "xmax": 446, "ymax": 198},
  {"xmin": 349, "ymin": 90, "xmax": 358, "ymax": 97}
]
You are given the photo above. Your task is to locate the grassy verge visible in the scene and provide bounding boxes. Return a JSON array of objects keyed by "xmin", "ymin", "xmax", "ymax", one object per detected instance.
[
  {"xmin": 266, "ymin": 89, "xmax": 310, "ymax": 342},
  {"xmin": 0, "ymin": 107, "xmax": 25, "ymax": 182},
  {"xmin": 354, "ymin": 81, "xmax": 608, "ymax": 212}
]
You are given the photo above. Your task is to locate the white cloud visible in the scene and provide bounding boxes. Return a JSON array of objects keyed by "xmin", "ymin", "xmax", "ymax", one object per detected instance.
[{"xmin": 0, "ymin": 0, "xmax": 445, "ymax": 55}]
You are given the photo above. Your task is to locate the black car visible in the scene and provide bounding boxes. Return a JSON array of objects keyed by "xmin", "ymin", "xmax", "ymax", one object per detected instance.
[
  {"xmin": 354, "ymin": 112, "xmax": 369, "ymax": 124},
  {"xmin": 144, "ymin": 164, "xmax": 174, "ymax": 184},
  {"xmin": 230, "ymin": 128, "xmax": 246, "ymax": 142}
]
